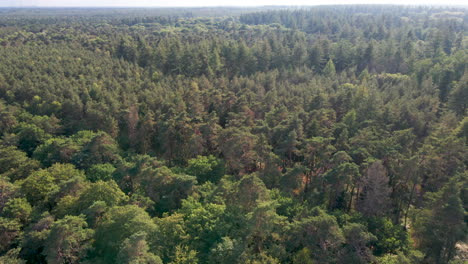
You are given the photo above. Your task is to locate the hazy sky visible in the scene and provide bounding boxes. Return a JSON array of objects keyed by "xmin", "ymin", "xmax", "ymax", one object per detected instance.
[{"xmin": 1, "ymin": 0, "xmax": 467, "ymax": 7}]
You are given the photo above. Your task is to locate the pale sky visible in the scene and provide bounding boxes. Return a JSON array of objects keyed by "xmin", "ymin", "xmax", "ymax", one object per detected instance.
[{"xmin": 1, "ymin": 0, "xmax": 467, "ymax": 7}]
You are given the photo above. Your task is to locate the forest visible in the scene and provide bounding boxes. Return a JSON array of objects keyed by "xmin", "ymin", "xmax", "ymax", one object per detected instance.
[{"xmin": 0, "ymin": 5, "xmax": 467, "ymax": 264}]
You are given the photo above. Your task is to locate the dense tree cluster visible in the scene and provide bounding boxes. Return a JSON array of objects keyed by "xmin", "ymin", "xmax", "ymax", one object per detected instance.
[{"xmin": 0, "ymin": 5, "xmax": 467, "ymax": 264}]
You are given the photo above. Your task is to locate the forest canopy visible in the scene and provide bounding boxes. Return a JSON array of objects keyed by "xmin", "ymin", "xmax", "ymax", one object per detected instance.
[{"xmin": 0, "ymin": 5, "xmax": 467, "ymax": 264}]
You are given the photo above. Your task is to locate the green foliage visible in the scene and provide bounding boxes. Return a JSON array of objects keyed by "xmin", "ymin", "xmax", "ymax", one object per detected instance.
[
  {"xmin": 55, "ymin": 180, "xmax": 127, "ymax": 217},
  {"xmin": 178, "ymin": 198, "xmax": 226, "ymax": 260},
  {"xmin": 20, "ymin": 168, "xmax": 59, "ymax": 205},
  {"xmin": 169, "ymin": 245, "xmax": 199, "ymax": 264},
  {"xmin": 289, "ymin": 208, "xmax": 345, "ymax": 263},
  {"xmin": 152, "ymin": 213, "xmax": 188, "ymax": 263},
  {"xmin": 219, "ymin": 127, "xmax": 260, "ymax": 174},
  {"xmin": 0, "ymin": 217, "xmax": 22, "ymax": 253},
  {"xmin": 0, "ymin": 6, "xmax": 466, "ymax": 264},
  {"xmin": 93, "ymin": 205, "xmax": 157, "ymax": 262},
  {"xmin": 448, "ymin": 72, "xmax": 468, "ymax": 116},
  {"xmin": 412, "ymin": 179, "xmax": 467, "ymax": 264},
  {"xmin": 0, "ymin": 176, "xmax": 19, "ymax": 211},
  {"xmin": 367, "ymin": 217, "xmax": 410, "ymax": 255},
  {"xmin": 455, "ymin": 116, "xmax": 468, "ymax": 145},
  {"xmin": 185, "ymin": 155, "xmax": 224, "ymax": 183},
  {"xmin": 72, "ymin": 132, "xmax": 121, "ymax": 169},
  {"xmin": 86, "ymin": 163, "xmax": 116, "ymax": 182},
  {"xmin": 339, "ymin": 223, "xmax": 376, "ymax": 263},
  {"xmin": 33, "ymin": 137, "xmax": 78, "ymax": 167},
  {"xmin": 15, "ymin": 123, "xmax": 50, "ymax": 156},
  {"xmin": 377, "ymin": 251, "xmax": 424, "ymax": 264},
  {"xmin": 43, "ymin": 215, "xmax": 94, "ymax": 264},
  {"xmin": 323, "ymin": 59, "xmax": 336, "ymax": 77},
  {"xmin": 140, "ymin": 166, "xmax": 197, "ymax": 215},
  {"xmin": 20, "ymin": 163, "xmax": 85, "ymax": 207},
  {"xmin": 3, "ymin": 198, "xmax": 32, "ymax": 224},
  {"xmin": 0, "ymin": 146, "xmax": 41, "ymax": 181},
  {"xmin": 209, "ymin": 237, "xmax": 243, "ymax": 264},
  {"xmin": 292, "ymin": 248, "xmax": 314, "ymax": 264},
  {"xmin": 0, "ymin": 248, "xmax": 25, "ymax": 264},
  {"xmin": 117, "ymin": 232, "xmax": 163, "ymax": 264},
  {"xmin": 19, "ymin": 213, "xmax": 54, "ymax": 263}
]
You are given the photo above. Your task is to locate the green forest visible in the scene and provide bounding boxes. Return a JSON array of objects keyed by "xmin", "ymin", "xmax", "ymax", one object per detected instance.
[{"xmin": 0, "ymin": 5, "xmax": 467, "ymax": 264}]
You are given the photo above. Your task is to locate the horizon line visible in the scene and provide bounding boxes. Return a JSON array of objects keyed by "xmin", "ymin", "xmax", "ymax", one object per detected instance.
[{"xmin": 1, "ymin": 4, "xmax": 468, "ymax": 8}]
